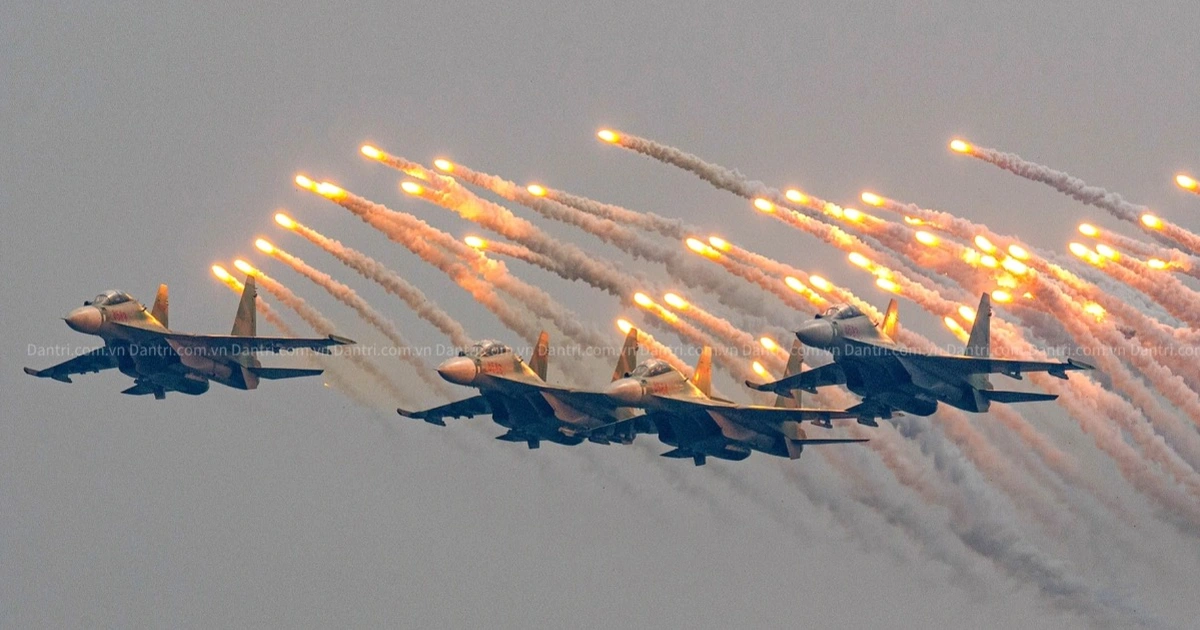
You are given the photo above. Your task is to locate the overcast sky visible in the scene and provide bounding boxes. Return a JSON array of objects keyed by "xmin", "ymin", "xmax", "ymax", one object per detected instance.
[{"xmin": 3, "ymin": 1, "xmax": 1198, "ymax": 628}]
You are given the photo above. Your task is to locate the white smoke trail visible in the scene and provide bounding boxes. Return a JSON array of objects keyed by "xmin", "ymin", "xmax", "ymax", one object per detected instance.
[
  {"xmin": 263, "ymin": 245, "xmax": 454, "ymax": 400},
  {"xmin": 958, "ymin": 141, "xmax": 1200, "ymax": 254},
  {"xmin": 242, "ymin": 265, "xmax": 410, "ymax": 406},
  {"xmin": 282, "ymin": 217, "xmax": 474, "ymax": 348}
]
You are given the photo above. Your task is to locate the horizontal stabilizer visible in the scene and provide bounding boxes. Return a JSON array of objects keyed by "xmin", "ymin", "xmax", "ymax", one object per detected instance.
[
  {"xmin": 247, "ymin": 366, "xmax": 324, "ymax": 380},
  {"xmin": 121, "ymin": 383, "xmax": 166, "ymax": 399},
  {"xmin": 981, "ymin": 390, "xmax": 1058, "ymax": 404},
  {"xmin": 25, "ymin": 366, "xmax": 71, "ymax": 383},
  {"xmin": 660, "ymin": 448, "xmax": 693, "ymax": 459},
  {"xmin": 396, "ymin": 408, "xmax": 447, "ymax": 426}
]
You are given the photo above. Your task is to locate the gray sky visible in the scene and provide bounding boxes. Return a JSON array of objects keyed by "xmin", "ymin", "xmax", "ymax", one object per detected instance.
[{"xmin": 3, "ymin": 1, "xmax": 1198, "ymax": 628}]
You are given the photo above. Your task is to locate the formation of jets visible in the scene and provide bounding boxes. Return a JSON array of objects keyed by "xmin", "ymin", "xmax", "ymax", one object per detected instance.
[{"xmin": 27, "ymin": 282, "xmax": 1090, "ymax": 465}]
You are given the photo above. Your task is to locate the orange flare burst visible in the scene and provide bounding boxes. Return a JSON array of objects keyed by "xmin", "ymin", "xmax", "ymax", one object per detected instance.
[
  {"xmin": 663, "ymin": 293, "xmax": 688, "ymax": 310},
  {"xmin": 1083, "ymin": 302, "xmax": 1106, "ymax": 320},
  {"xmin": 785, "ymin": 189, "xmax": 808, "ymax": 204},
  {"xmin": 315, "ymin": 182, "xmax": 344, "ymax": 198},
  {"xmin": 274, "ymin": 213, "xmax": 296, "ymax": 229},
  {"xmin": 685, "ymin": 237, "xmax": 719, "ymax": 258},
  {"xmin": 949, "ymin": 139, "xmax": 972, "ymax": 153},
  {"xmin": 958, "ymin": 305, "xmax": 976, "ymax": 322},
  {"xmin": 973, "ymin": 235, "xmax": 997, "ymax": 253},
  {"xmin": 616, "ymin": 318, "xmax": 633, "ymax": 334},
  {"xmin": 708, "ymin": 236, "xmax": 731, "ymax": 251},
  {"xmin": 860, "ymin": 192, "xmax": 884, "ymax": 207},
  {"xmin": 294, "ymin": 175, "xmax": 315, "ymax": 190},
  {"xmin": 1007, "ymin": 244, "xmax": 1030, "ymax": 260},
  {"xmin": 464, "ymin": 236, "xmax": 487, "ymax": 249},
  {"xmin": 526, "ymin": 184, "xmax": 547, "ymax": 197},
  {"xmin": 1095, "ymin": 244, "xmax": 1119, "ymax": 260},
  {"xmin": 875, "ymin": 277, "xmax": 899, "ymax": 293},
  {"xmin": 753, "ymin": 198, "xmax": 775, "ymax": 213},
  {"xmin": 597, "ymin": 129, "xmax": 619, "ymax": 143},
  {"xmin": 944, "ymin": 317, "xmax": 966, "ymax": 336},
  {"xmin": 1068, "ymin": 242, "xmax": 1091, "ymax": 258},
  {"xmin": 433, "ymin": 158, "xmax": 454, "ymax": 172},
  {"xmin": 759, "ymin": 337, "xmax": 779, "ymax": 352},
  {"xmin": 979, "ymin": 255, "xmax": 998, "ymax": 269},
  {"xmin": 903, "ymin": 216, "xmax": 925, "ymax": 226},
  {"xmin": 212, "ymin": 265, "xmax": 233, "ymax": 282},
  {"xmin": 1177, "ymin": 174, "xmax": 1198, "ymax": 191},
  {"xmin": 915, "ymin": 231, "xmax": 938, "ymax": 246},
  {"xmin": 233, "ymin": 259, "xmax": 255, "ymax": 276},
  {"xmin": 633, "ymin": 292, "xmax": 653, "ymax": 308},
  {"xmin": 751, "ymin": 361, "xmax": 770, "ymax": 378},
  {"xmin": 1078, "ymin": 223, "xmax": 1099, "ymax": 237},
  {"xmin": 842, "ymin": 208, "xmax": 864, "ymax": 222},
  {"xmin": 360, "ymin": 145, "xmax": 383, "ymax": 160},
  {"xmin": 991, "ymin": 290, "xmax": 1013, "ymax": 303},
  {"xmin": 255, "ymin": 239, "xmax": 274, "ymax": 254},
  {"xmin": 1141, "ymin": 214, "xmax": 1163, "ymax": 229},
  {"xmin": 784, "ymin": 276, "xmax": 807, "ymax": 293},
  {"xmin": 1148, "ymin": 258, "xmax": 1168, "ymax": 270},
  {"xmin": 400, "ymin": 181, "xmax": 424, "ymax": 195},
  {"xmin": 1001, "ymin": 257, "xmax": 1028, "ymax": 275},
  {"xmin": 809, "ymin": 275, "xmax": 832, "ymax": 292},
  {"xmin": 848, "ymin": 252, "xmax": 871, "ymax": 268}
]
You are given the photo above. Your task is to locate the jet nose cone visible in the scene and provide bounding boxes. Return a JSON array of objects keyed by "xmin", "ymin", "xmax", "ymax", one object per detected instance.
[
  {"xmin": 65, "ymin": 306, "xmax": 102, "ymax": 334},
  {"xmin": 795, "ymin": 320, "xmax": 833, "ymax": 347},
  {"xmin": 436, "ymin": 357, "xmax": 478, "ymax": 385},
  {"xmin": 604, "ymin": 378, "xmax": 645, "ymax": 404}
]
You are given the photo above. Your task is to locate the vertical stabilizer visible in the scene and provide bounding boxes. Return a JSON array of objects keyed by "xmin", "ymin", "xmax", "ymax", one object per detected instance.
[
  {"xmin": 690, "ymin": 346, "xmax": 713, "ymax": 398},
  {"xmin": 151, "ymin": 283, "xmax": 169, "ymax": 329},
  {"xmin": 529, "ymin": 331, "xmax": 550, "ymax": 381},
  {"xmin": 880, "ymin": 298, "xmax": 899, "ymax": 341},
  {"xmin": 612, "ymin": 328, "xmax": 639, "ymax": 382},
  {"xmin": 232, "ymin": 275, "xmax": 257, "ymax": 337},
  {"xmin": 965, "ymin": 293, "xmax": 991, "ymax": 357},
  {"xmin": 774, "ymin": 340, "xmax": 805, "ymax": 408}
]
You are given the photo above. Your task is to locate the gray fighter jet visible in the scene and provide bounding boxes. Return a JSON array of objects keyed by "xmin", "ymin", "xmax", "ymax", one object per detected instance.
[
  {"xmin": 747, "ymin": 293, "xmax": 1092, "ymax": 420},
  {"xmin": 24, "ymin": 278, "xmax": 352, "ymax": 398},
  {"xmin": 603, "ymin": 339, "xmax": 867, "ymax": 466},
  {"xmin": 397, "ymin": 330, "xmax": 650, "ymax": 448}
]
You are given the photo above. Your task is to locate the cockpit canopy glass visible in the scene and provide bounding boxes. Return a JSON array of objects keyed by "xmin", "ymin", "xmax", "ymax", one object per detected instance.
[
  {"xmin": 464, "ymin": 340, "xmax": 510, "ymax": 358},
  {"xmin": 818, "ymin": 305, "xmax": 864, "ymax": 320},
  {"xmin": 630, "ymin": 359, "xmax": 674, "ymax": 378},
  {"xmin": 90, "ymin": 290, "xmax": 133, "ymax": 306}
]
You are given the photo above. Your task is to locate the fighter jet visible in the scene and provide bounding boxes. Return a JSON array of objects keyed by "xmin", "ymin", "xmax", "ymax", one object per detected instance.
[
  {"xmin": 747, "ymin": 293, "xmax": 1092, "ymax": 420},
  {"xmin": 397, "ymin": 330, "xmax": 651, "ymax": 448},
  {"xmin": 603, "ymin": 339, "xmax": 867, "ymax": 466},
  {"xmin": 24, "ymin": 278, "xmax": 352, "ymax": 399}
]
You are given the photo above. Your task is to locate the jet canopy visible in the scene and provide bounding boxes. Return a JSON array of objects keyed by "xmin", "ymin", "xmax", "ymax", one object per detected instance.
[
  {"xmin": 87, "ymin": 290, "xmax": 134, "ymax": 306},
  {"xmin": 817, "ymin": 305, "xmax": 864, "ymax": 320},
  {"xmin": 463, "ymin": 340, "xmax": 511, "ymax": 358},
  {"xmin": 630, "ymin": 359, "xmax": 675, "ymax": 378}
]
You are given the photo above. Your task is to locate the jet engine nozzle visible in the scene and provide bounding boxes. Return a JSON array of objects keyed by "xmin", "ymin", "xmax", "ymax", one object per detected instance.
[
  {"xmin": 436, "ymin": 357, "xmax": 478, "ymax": 385},
  {"xmin": 605, "ymin": 378, "xmax": 645, "ymax": 404},
  {"xmin": 795, "ymin": 319, "xmax": 834, "ymax": 348},
  {"xmin": 64, "ymin": 306, "xmax": 102, "ymax": 334}
]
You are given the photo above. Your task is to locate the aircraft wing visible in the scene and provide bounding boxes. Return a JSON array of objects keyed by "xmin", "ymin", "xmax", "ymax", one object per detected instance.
[
  {"xmin": 651, "ymin": 395, "xmax": 858, "ymax": 431},
  {"xmin": 397, "ymin": 395, "xmax": 491, "ymax": 426},
  {"xmin": 899, "ymin": 355, "xmax": 1093, "ymax": 380},
  {"xmin": 112, "ymin": 322, "xmax": 354, "ymax": 354},
  {"xmin": 487, "ymin": 376, "xmax": 637, "ymax": 428},
  {"xmin": 24, "ymin": 346, "xmax": 119, "ymax": 383},
  {"xmin": 744, "ymin": 363, "xmax": 845, "ymax": 395}
]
